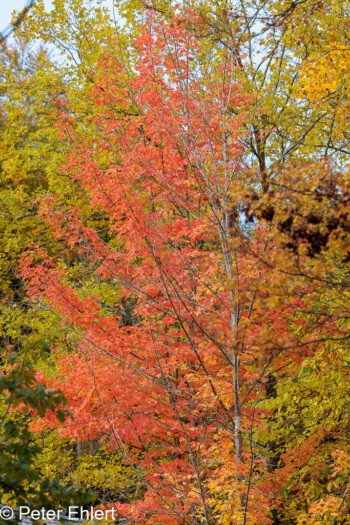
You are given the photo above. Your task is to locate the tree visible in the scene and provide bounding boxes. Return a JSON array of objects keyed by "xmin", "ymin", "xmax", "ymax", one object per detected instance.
[
  {"xmin": 20, "ymin": 7, "xmax": 267, "ymax": 523},
  {"xmin": 0, "ymin": 37, "xmax": 100, "ymax": 514},
  {"xmin": 7, "ymin": 0, "xmax": 350, "ymax": 523},
  {"xmin": 240, "ymin": 160, "xmax": 350, "ymax": 524},
  {"xmin": 0, "ymin": 30, "xmax": 138, "ymax": 515}
]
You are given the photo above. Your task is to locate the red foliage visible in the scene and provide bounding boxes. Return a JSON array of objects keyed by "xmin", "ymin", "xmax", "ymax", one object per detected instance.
[{"xmin": 20, "ymin": 12, "xmax": 301, "ymax": 524}]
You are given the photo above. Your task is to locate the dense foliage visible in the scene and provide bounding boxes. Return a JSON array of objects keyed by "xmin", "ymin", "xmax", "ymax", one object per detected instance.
[{"xmin": 0, "ymin": 1, "xmax": 349, "ymax": 523}]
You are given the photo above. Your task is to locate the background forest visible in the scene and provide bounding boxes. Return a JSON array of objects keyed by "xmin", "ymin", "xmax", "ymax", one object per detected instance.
[{"xmin": 0, "ymin": 0, "xmax": 349, "ymax": 524}]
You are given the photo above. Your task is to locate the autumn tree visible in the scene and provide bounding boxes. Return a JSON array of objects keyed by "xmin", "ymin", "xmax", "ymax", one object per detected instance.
[
  {"xmin": 238, "ymin": 160, "xmax": 350, "ymax": 524},
  {"xmin": 4, "ymin": 0, "xmax": 350, "ymax": 523},
  {"xmin": 19, "ymin": 7, "xmax": 274, "ymax": 523},
  {"xmin": 0, "ymin": 29, "xmax": 134, "ymax": 511}
]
